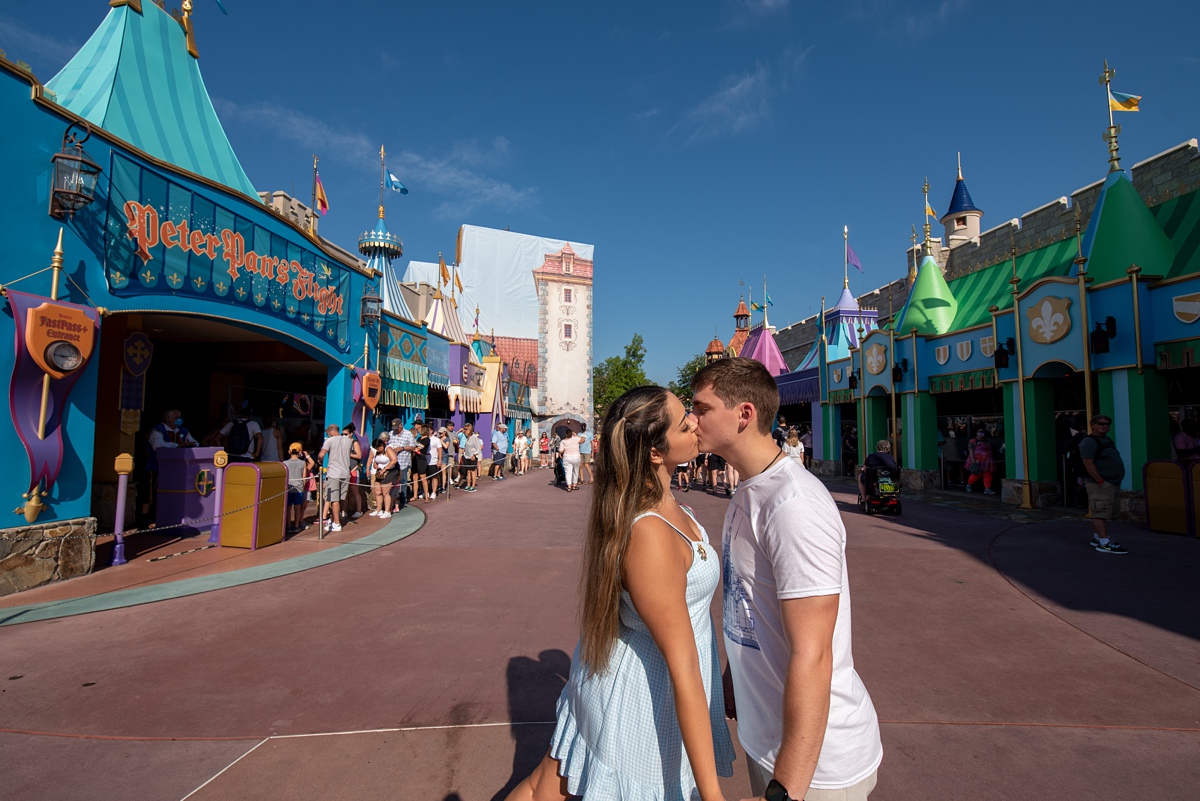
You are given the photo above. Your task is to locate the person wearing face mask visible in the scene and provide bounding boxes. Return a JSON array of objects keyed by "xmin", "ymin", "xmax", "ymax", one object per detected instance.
[{"xmin": 964, "ymin": 429, "xmax": 997, "ymax": 495}]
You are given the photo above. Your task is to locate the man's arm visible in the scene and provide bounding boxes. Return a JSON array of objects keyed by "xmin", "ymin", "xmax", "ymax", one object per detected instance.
[
  {"xmin": 763, "ymin": 594, "xmax": 839, "ymax": 799},
  {"xmin": 1081, "ymin": 457, "xmax": 1104, "ymax": 484}
]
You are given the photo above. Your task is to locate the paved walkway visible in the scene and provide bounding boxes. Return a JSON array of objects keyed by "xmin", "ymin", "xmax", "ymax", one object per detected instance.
[{"xmin": 1, "ymin": 470, "xmax": 1197, "ymax": 800}]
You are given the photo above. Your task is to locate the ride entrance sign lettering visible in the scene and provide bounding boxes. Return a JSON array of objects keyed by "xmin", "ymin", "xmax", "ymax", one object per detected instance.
[{"xmin": 103, "ymin": 153, "xmax": 351, "ymax": 353}]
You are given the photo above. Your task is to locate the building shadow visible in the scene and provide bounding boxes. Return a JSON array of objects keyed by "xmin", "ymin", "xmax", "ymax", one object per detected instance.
[{"xmin": 489, "ymin": 648, "xmax": 571, "ymax": 801}]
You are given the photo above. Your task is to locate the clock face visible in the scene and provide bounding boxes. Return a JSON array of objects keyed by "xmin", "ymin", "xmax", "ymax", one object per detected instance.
[{"xmin": 45, "ymin": 341, "xmax": 83, "ymax": 372}]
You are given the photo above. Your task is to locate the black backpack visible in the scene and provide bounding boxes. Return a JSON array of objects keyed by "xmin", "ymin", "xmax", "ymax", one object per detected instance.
[
  {"xmin": 1066, "ymin": 434, "xmax": 1108, "ymax": 476},
  {"xmin": 226, "ymin": 419, "xmax": 253, "ymax": 456}
]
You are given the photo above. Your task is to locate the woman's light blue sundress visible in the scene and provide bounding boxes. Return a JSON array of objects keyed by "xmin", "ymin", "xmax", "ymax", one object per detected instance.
[{"xmin": 550, "ymin": 509, "xmax": 736, "ymax": 800}]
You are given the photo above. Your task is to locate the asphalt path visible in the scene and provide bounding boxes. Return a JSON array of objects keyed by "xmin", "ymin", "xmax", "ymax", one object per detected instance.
[{"xmin": 1, "ymin": 471, "xmax": 1198, "ymax": 800}]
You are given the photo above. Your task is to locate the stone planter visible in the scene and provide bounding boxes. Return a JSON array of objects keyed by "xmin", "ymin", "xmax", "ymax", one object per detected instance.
[
  {"xmin": 811, "ymin": 459, "xmax": 839, "ymax": 478},
  {"xmin": 1000, "ymin": 479, "xmax": 1063, "ymax": 508},
  {"xmin": 0, "ymin": 517, "xmax": 97, "ymax": 597},
  {"xmin": 901, "ymin": 469, "xmax": 941, "ymax": 491}
]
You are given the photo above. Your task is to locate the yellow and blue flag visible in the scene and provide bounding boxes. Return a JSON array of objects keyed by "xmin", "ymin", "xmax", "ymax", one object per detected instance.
[
  {"xmin": 1109, "ymin": 90, "xmax": 1141, "ymax": 112},
  {"xmin": 925, "ymin": 201, "xmax": 938, "ymax": 219}
]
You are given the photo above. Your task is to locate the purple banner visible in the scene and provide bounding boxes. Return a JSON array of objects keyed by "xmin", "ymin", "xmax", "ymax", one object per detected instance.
[{"xmin": 7, "ymin": 290, "xmax": 101, "ymax": 495}]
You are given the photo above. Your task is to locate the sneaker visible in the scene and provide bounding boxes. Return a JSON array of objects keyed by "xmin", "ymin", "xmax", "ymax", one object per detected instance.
[
  {"xmin": 964, "ymin": 484, "xmax": 973, "ymax": 493},
  {"xmin": 368, "ymin": 510, "xmax": 381, "ymax": 517},
  {"xmin": 725, "ymin": 487, "xmax": 732, "ymax": 497},
  {"xmin": 351, "ymin": 511, "xmax": 363, "ymax": 519},
  {"xmin": 1093, "ymin": 540, "xmax": 1128, "ymax": 554},
  {"xmin": 328, "ymin": 523, "xmax": 342, "ymax": 533},
  {"xmin": 379, "ymin": 512, "xmax": 391, "ymax": 519},
  {"xmin": 983, "ymin": 488, "xmax": 997, "ymax": 495}
]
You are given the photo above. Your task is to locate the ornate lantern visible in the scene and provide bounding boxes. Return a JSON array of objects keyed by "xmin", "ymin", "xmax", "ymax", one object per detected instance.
[
  {"xmin": 49, "ymin": 122, "xmax": 102, "ymax": 219},
  {"xmin": 360, "ymin": 284, "xmax": 382, "ymax": 327}
]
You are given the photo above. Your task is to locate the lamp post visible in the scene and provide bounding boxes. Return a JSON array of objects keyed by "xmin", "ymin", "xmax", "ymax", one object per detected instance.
[{"xmin": 49, "ymin": 122, "xmax": 102, "ymax": 220}]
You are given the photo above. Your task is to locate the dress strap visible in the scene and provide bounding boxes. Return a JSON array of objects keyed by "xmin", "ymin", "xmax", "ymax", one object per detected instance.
[{"xmin": 632, "ymin": 511, "xmax": 698, "ymax": 546}]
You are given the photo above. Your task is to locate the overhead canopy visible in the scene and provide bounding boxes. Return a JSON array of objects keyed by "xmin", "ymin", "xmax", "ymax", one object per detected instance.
[{"xmin": 46, "ymin": 2, "xmax": 258, "ymax": 199}]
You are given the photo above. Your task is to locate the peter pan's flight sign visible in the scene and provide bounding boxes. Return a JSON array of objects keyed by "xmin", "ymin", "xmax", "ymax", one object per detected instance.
[{"xmin": 103, "ymin": 153, "xmax": 351, "ymax": 353}]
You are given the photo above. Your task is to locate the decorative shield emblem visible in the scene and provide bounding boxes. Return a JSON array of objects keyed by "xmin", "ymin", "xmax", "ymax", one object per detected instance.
[
  {"xmin": 833, "ymin": 368, "xmax": 843, "ymax": 383},
  {"xmin": 123, "ymin": 332, "xmax": 154, "ymax": 377},
  {"xmin": 362, "ymin": 371, "xmax": 382, "ymax": 411},
  {"xmin": 1026, "ymin": 296, "xmax": 1073, "ymax": 344},
  {"xmin": 1174, "ymin": 292, "xmax": 1200, "ymax": 324},
  {"xmin": 865, "ymin": 344, "xmax": 887, "ymax": 375},
  {"xmin": 194, "ymin": 469, "xmax": 215, "ymax": 497},
  {"xmin": 980, "ymin": 336, "xmax": 996, "ymax": 358},
  {"xmin": 956, "ymin": 340, "xmax": 972, "ymax": 361},
  {"xmin": 935, "ymin": 345, "xmax": 950, "ymax": 365}
]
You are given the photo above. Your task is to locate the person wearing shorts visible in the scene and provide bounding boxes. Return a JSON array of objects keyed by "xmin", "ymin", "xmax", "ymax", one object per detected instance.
[
  {"xmin": 578, "ymin": 422, "xmax": 594, "ymax": 484},
  {"xmin": 706, "ymin": 452, "xmax": 725, "ymax": 495},
  {"xmin": 461, "ymin": 423, "xmax": 483, "ymax": 492},
  {"xmin": 1080, "ymin": 414, "xmax": 1128, "ymax": 554}
]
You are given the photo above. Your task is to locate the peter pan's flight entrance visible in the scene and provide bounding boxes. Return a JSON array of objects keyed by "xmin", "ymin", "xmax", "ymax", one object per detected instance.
[{"xmin": 91, "ymin": 312, "xmax": 333, "ymax": 530}]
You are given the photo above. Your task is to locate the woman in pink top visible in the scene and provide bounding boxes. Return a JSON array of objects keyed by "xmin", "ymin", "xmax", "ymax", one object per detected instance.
[{"xmin": 559, "ymin": 430, "xmax": 584, "ymax": 491}]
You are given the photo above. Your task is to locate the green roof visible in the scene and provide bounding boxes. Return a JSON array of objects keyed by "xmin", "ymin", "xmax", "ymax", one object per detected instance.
[
  {"xmin": 894, "ymin": 255, "xmax": 958, "ymax": 335},
  {"xmin": 1149, "ymin": 186, "xmax": 1200, "ymax": 280},
  {"xmin": 945, "ymin": 237, "xmax": 1078, "ymax": 330},
  {"xmin": 45, "ymin": 3, "xmax": 257, "ymax": 199},
  {"xmin": 1080, "ymin": 171, "xmax": 1174, "ymax": 284}
]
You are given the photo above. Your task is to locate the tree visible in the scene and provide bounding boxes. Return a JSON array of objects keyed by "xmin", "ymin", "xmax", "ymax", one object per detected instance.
[
  {"xmin": 668, "ymin": 353, "xmax": 707, "ymax": 405},
  {"xmin": 594, "ymin": 333, "xmax": 649, "ymax": 422}
]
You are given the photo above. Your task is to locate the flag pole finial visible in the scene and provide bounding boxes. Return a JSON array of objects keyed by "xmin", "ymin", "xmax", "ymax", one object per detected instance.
[
  {"xmin": 1099, "ymin": 60, "xmax": 1123, "ymax": 173},
  {"xmin": 843, "ymin": 225, "xmax": 849, "ymax": 288},
  {"xmin": 957, "ymin": 152, "xmax": 962, "ymax": 181},
  {"xmin": 922, "ymin": 177, "xmax": 932, "ymax": 249}
]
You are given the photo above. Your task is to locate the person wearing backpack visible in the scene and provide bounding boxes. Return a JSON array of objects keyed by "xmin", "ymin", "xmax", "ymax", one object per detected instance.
[
  {"xmin": 1079, "ymin": 414, "xmax": 1128, "ymax": 554},
  {"xmin": 219, "ymin": 414, "xmax": 263, "ymax": 463}
]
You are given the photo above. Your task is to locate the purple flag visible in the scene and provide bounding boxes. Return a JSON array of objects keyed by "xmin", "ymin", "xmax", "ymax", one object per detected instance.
[{"xmin": 847, "ymin": 243, "xmax": 864, "ymax": 273}]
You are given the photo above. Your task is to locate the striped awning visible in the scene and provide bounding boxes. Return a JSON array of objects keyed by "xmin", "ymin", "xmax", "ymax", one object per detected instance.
[
  {"xmin": 928, "ymin": 369, "xmax": 997, "ymax": 394},
  {"xmin": 777, "ymin": 369, "xmax": 819, "ymax": 405},
  {"xmin": 448, "ymin": 386, "xmax": 482, "ymax": 413},
  {"xmin": 382, "ymin": 357, "xmax": 428, "ymax": 409}
]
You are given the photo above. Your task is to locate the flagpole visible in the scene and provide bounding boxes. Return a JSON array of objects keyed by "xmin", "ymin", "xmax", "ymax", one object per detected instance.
[
  {"xmin": 310, "ymin": 155, "xmax": 318, "ymax": 234},
  {"xmin": 843, "ymin": 226, "xmax": 849, "ymax": 289},
  {"xmin": 1100, "ymin": 60, "xmax": 1121, "ymax": 173},
  {"xmin": 379, "ymin": 145, "xmax": 386, "ymax": 212},
  {"xmin": 763, "ymin": 275, "xmax": 769, "ymax": 329}
]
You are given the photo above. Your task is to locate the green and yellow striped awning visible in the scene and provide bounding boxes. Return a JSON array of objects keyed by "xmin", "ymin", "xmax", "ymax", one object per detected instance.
[
  {"xmin": 945, "ymin": 238, "xmax": 1077, "ymax": 331},
  {"xmin": 828, "ymin": 389, "xmax": 855, "ymax": 405},
  {"xmin": 382, "ymin": 357, "xmax": 428, "ymax": 409},
  {"xmin": 929, "ymin": 369, "xmax": 996, "ymax": 394},
  {"xmin": 1156, "ymin": 338, "xmax": 1200, "ymax": 370}
]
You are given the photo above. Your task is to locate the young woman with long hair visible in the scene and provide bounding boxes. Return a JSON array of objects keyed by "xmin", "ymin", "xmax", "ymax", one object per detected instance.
[{"xmin": 504, "ymin": 386, "xmax": 733, "ymax": 801}]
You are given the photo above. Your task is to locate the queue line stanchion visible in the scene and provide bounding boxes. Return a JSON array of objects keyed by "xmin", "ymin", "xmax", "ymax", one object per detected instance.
[
  {"xmin": 208, "ymin": 450, "xmax": 228, "ymax": 545},
  {"xmin": 111, "ymin": 453, "xmax": 133, "ymax": 566},
  {"xmin": 318, "ymin": 468, "xmax": 325, "ymax": 541}
]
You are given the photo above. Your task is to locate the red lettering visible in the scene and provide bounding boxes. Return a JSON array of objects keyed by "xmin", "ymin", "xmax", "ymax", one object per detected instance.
[
  {"xmin": 176, "ymin": 220, "xmax": 192, "ymax": 253},
  {"xmin": 123, "ymin": 201, "xmax": 159, "ymax": 264},
  {"xmin": 292, "ymin": 267, "xmax": 310, "ymax": 300},
  {"xmin": 189, "ymin": 229, "xmax": 207, "ymax": 255},
  {"xmin": 205, "ymin": 234, "xmax": 220, "ymax": 259},
  {"xmin": 335, "ymin": 294, "xmax": 344, "ymax": 315},
  {"xmin": 260, "ymin": 256, "xmax": 276, "ymax": 281},
  {"xmin": 221, "ymin": 230, "xmax": 245, "ymax": 279},
  {"xmin": 161, "ymin": 220, "xmax": 178, "ymax": 249},
  {"xmin": 276, "ymin": 259, "xmax": 295, "ymax": 285},
  {"xmin": 316, "ymin": 287, "xmax": 328, "ymax": 315},
  {"xmin": 245, "ymin": 251, "xmax": 260, "ymax": 276}
]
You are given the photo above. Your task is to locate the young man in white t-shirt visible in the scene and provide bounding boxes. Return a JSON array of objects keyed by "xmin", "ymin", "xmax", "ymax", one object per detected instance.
[{"xmin": 691, "ymin": 357, "xmax": 882, "ymax": 801}]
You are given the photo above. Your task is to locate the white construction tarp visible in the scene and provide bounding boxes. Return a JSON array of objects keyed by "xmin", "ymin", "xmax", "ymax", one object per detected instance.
[
  {"xmin": 456, "ymin": 225, "xmax": 595, "ymax": 340},
  {"xmin": 403, "ymin": 260, "xmax": 440, "ymax": 285}
]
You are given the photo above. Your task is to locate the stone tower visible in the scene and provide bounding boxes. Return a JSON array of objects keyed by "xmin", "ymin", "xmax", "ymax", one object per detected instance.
[{"xmin": 940, "ymin": 156, "xmax": 984, "ymax": 248}]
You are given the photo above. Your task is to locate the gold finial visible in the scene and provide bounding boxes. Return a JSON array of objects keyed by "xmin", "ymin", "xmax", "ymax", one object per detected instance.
[
  {"xmin": 922, "ymin": 177, "xmax": 932, "ymax": 248},
  {"xmin": 1073, "ymin": 204, "xmax": 1088, "ymax": 273},
  {"xmin": 378, "ymin": 205, "xmax": 385, "ymax": 219},
  {"xmin": 380, "ymin": 144, "xmax": 386, "ymax": 161},
  {"xmin": 50, "ymin": 227, "xmax": 65, "ymax": 301},
  {"xmin": 957, "ymin": 152, "xmax": 963, "ymax": 181},
  {"xmin": 1009, "ymin": 228, "xmax": 1020, "ymax": 293},
  {"xmin": 180, "ymin": 0, "xmax": 199, "ymax": 59}
]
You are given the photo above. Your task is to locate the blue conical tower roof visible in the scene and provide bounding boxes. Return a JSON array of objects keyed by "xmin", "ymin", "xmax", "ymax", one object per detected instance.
[
  {"xmin": 359, "ymin": 207, "xmax": 411, "ymax": 320},
  {"xmin": 46, "ymin": 2, "xmax": 257, "ymax": 198},
  {"xmin": 944, "ymin": 177, "xmax": 981, "ymax": 218}
]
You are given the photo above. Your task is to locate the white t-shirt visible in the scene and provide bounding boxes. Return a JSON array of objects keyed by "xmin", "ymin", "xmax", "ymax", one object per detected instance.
[
  {"xmin": 427, "ymin": 435, "xmax": 444, "ymax": 463},
  {"xmin": 722, "ymin": 457, "xmax": 882, "ymax": 789}
]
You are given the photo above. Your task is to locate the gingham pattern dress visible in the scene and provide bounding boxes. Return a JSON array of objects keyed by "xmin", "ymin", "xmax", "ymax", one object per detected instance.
[{"xmin": 550, "ymin": 510, "xmax": 735, "ymax": 800}]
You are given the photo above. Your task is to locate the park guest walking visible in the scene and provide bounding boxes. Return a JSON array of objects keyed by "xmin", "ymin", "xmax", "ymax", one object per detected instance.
[{"xmin": 1080, "ymin": 414, "xmax": 1129, "ymax": 554}]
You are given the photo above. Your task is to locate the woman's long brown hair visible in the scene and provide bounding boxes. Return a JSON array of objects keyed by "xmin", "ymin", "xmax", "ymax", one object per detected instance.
[{"xmin": 579, "ymin": 385, "xmax": 672, "ymax": 675}]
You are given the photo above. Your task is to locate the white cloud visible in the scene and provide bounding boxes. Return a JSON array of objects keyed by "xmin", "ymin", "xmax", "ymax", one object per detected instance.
[
  {"xmin": 0, "ymin": 16, "xmax": 80, "ymax": 72},
  {"xmin": 674, "ymin": 63, "xmax": 773, "ymax": 144},
  {"xmin": 212, "ymin": 99, "xmax": 534, "ymax": 218}
]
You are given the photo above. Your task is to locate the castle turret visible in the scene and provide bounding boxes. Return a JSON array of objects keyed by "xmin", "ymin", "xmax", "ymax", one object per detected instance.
[
  {"xmin": 705, "ymin": 333, "xmax": 726, "ymax": 365},
  {"xmin": 728, "ymin": 297, "xmax": 752, "ymax": 356},
  {"xmin": 941, "ymin": 155, "xmax": 984, "ymax": 248}
]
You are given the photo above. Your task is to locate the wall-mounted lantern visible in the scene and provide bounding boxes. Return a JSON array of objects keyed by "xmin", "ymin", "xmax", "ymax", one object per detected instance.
[
  {"xmin": 1091, "ymin": 316, "xmax": 1117, "ymax": 354},
  {"xmin": 360, "ymin": 284, "xmax": 382, "ymax": 328},
  {"xmin": 49, "ymin": 122, "xmax": 102, "ymax": 219}
]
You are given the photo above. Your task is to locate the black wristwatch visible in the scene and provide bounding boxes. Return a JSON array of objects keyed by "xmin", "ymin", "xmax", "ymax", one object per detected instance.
[{"xmin": 765, "ymin": 778, "xmax": 791, "ymax": 801}]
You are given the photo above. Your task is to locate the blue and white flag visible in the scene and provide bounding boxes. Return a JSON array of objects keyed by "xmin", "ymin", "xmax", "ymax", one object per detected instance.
[{"xmin": 386, "ymin": 172, "xmax": 409, "ymax": 195}]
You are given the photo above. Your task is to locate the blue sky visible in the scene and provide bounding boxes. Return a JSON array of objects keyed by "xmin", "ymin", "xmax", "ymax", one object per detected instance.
[{"xmin": 4, "ymin": 1, "xmax": 1199, "ymax": 384}]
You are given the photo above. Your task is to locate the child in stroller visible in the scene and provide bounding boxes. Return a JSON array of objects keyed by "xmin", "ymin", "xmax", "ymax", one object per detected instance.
[{"xmin": 858, "ymin": 439, "xmax": 902, "ymax": 515}]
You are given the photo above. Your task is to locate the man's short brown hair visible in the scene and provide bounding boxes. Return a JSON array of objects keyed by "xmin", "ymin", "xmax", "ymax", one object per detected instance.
[{"xmin": 691, "ymin": 357, "xmax": 779, "ymax": 435}]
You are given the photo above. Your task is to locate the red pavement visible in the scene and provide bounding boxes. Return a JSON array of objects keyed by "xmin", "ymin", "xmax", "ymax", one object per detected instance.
[{"xmin": 1, "ymin": 470, "xmax": 1198, "ymax": 800}]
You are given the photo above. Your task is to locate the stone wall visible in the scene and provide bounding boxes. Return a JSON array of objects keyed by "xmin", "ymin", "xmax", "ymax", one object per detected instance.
[
  {"xmin": 0, "ymin": 517, "xmax": 96, "ymax": 597},
  {"xmin": 772, "ymin": 139, "xmax": 1200, "ymax": 364}
]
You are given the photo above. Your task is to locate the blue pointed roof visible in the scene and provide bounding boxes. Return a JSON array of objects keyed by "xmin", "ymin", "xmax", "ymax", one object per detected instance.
[
  {"xmin": 45, "ymin": 3, "xmax": 257, "ymax": 198},
  {"xmin": 794, "ymin": 280, "xmax": 877, "ymax": 371},
  {"xmin": 944, "ymin": 177, "xmax": 981, "ymax": 219},
  {"xmin": 360, "ymin": 209, "xmax": 410, "ymax": 320}
]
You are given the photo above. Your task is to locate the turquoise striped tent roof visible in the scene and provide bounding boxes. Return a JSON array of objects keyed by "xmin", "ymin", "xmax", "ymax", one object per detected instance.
[
  {"xmin": 944, "ymin": 237, "xmax": 1078, "ymax": 330},
  {"xmin": 46, "ymin": 3, "xmax": 257, "ymax": 199}
]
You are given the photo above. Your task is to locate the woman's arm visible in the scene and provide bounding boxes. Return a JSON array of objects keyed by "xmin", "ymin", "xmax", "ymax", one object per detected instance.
[
  {"xmin": 624, "ymin": 518, "xmax": 726, "ymax": 801},
  {"xmin": 385, "ymin": 446, "xmax": 398, "ymax": 471}
]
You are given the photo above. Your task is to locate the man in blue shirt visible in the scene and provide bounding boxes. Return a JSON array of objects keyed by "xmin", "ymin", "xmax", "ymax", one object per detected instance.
[
  {"xmin": 490, "ymin": 423, "xmax": 509, "ymax": 481},
  {"xmin": 578, "ymin": 422, "xmax": 594, "ymax": 485}
]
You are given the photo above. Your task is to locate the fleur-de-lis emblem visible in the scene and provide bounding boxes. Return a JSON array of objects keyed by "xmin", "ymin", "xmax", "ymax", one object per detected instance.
[
  {"xmin": 141, "ymin": 269, "xmax": 155, "ymax": 284},
  {"xmin": 301, "ymin": 313, "xmax": 311, "ymax": 323},
  {"xmin": 235, "ymin": 286, "xmax": 247, "ymax": 299},
  {"xmin": 113, "ymin": 271, "xmax": 127, "ymax": 286},
  {"xmin": 866, "ymin": 344, "xmax": 887, "ymax": 375},
  {"xmin": 271, "ymin": 298, "xmax": 282, "ymax": 310},
  {"xmin": 193, "ymin": 276, "xmax": 206, "ymax": 291},
  {"xmin": 215, "ymin": 280, "xmax": 228, "ymax": 293},
  {"xmin": 167, "ymin": 271, "xmax": 183, "ymax": 288},
  {"xmin": 254, "ymin": 292, "xmax": 265, "ymax": 305},
  {"xmin": 1026, "ymin": 296, "xmax": 1072, "ymax": 344}
]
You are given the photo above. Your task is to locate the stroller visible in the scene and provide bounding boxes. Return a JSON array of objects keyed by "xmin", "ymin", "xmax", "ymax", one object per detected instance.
[{"xmin": 860, "ymin": 463, "xmax": 903, "ymax": 516}]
